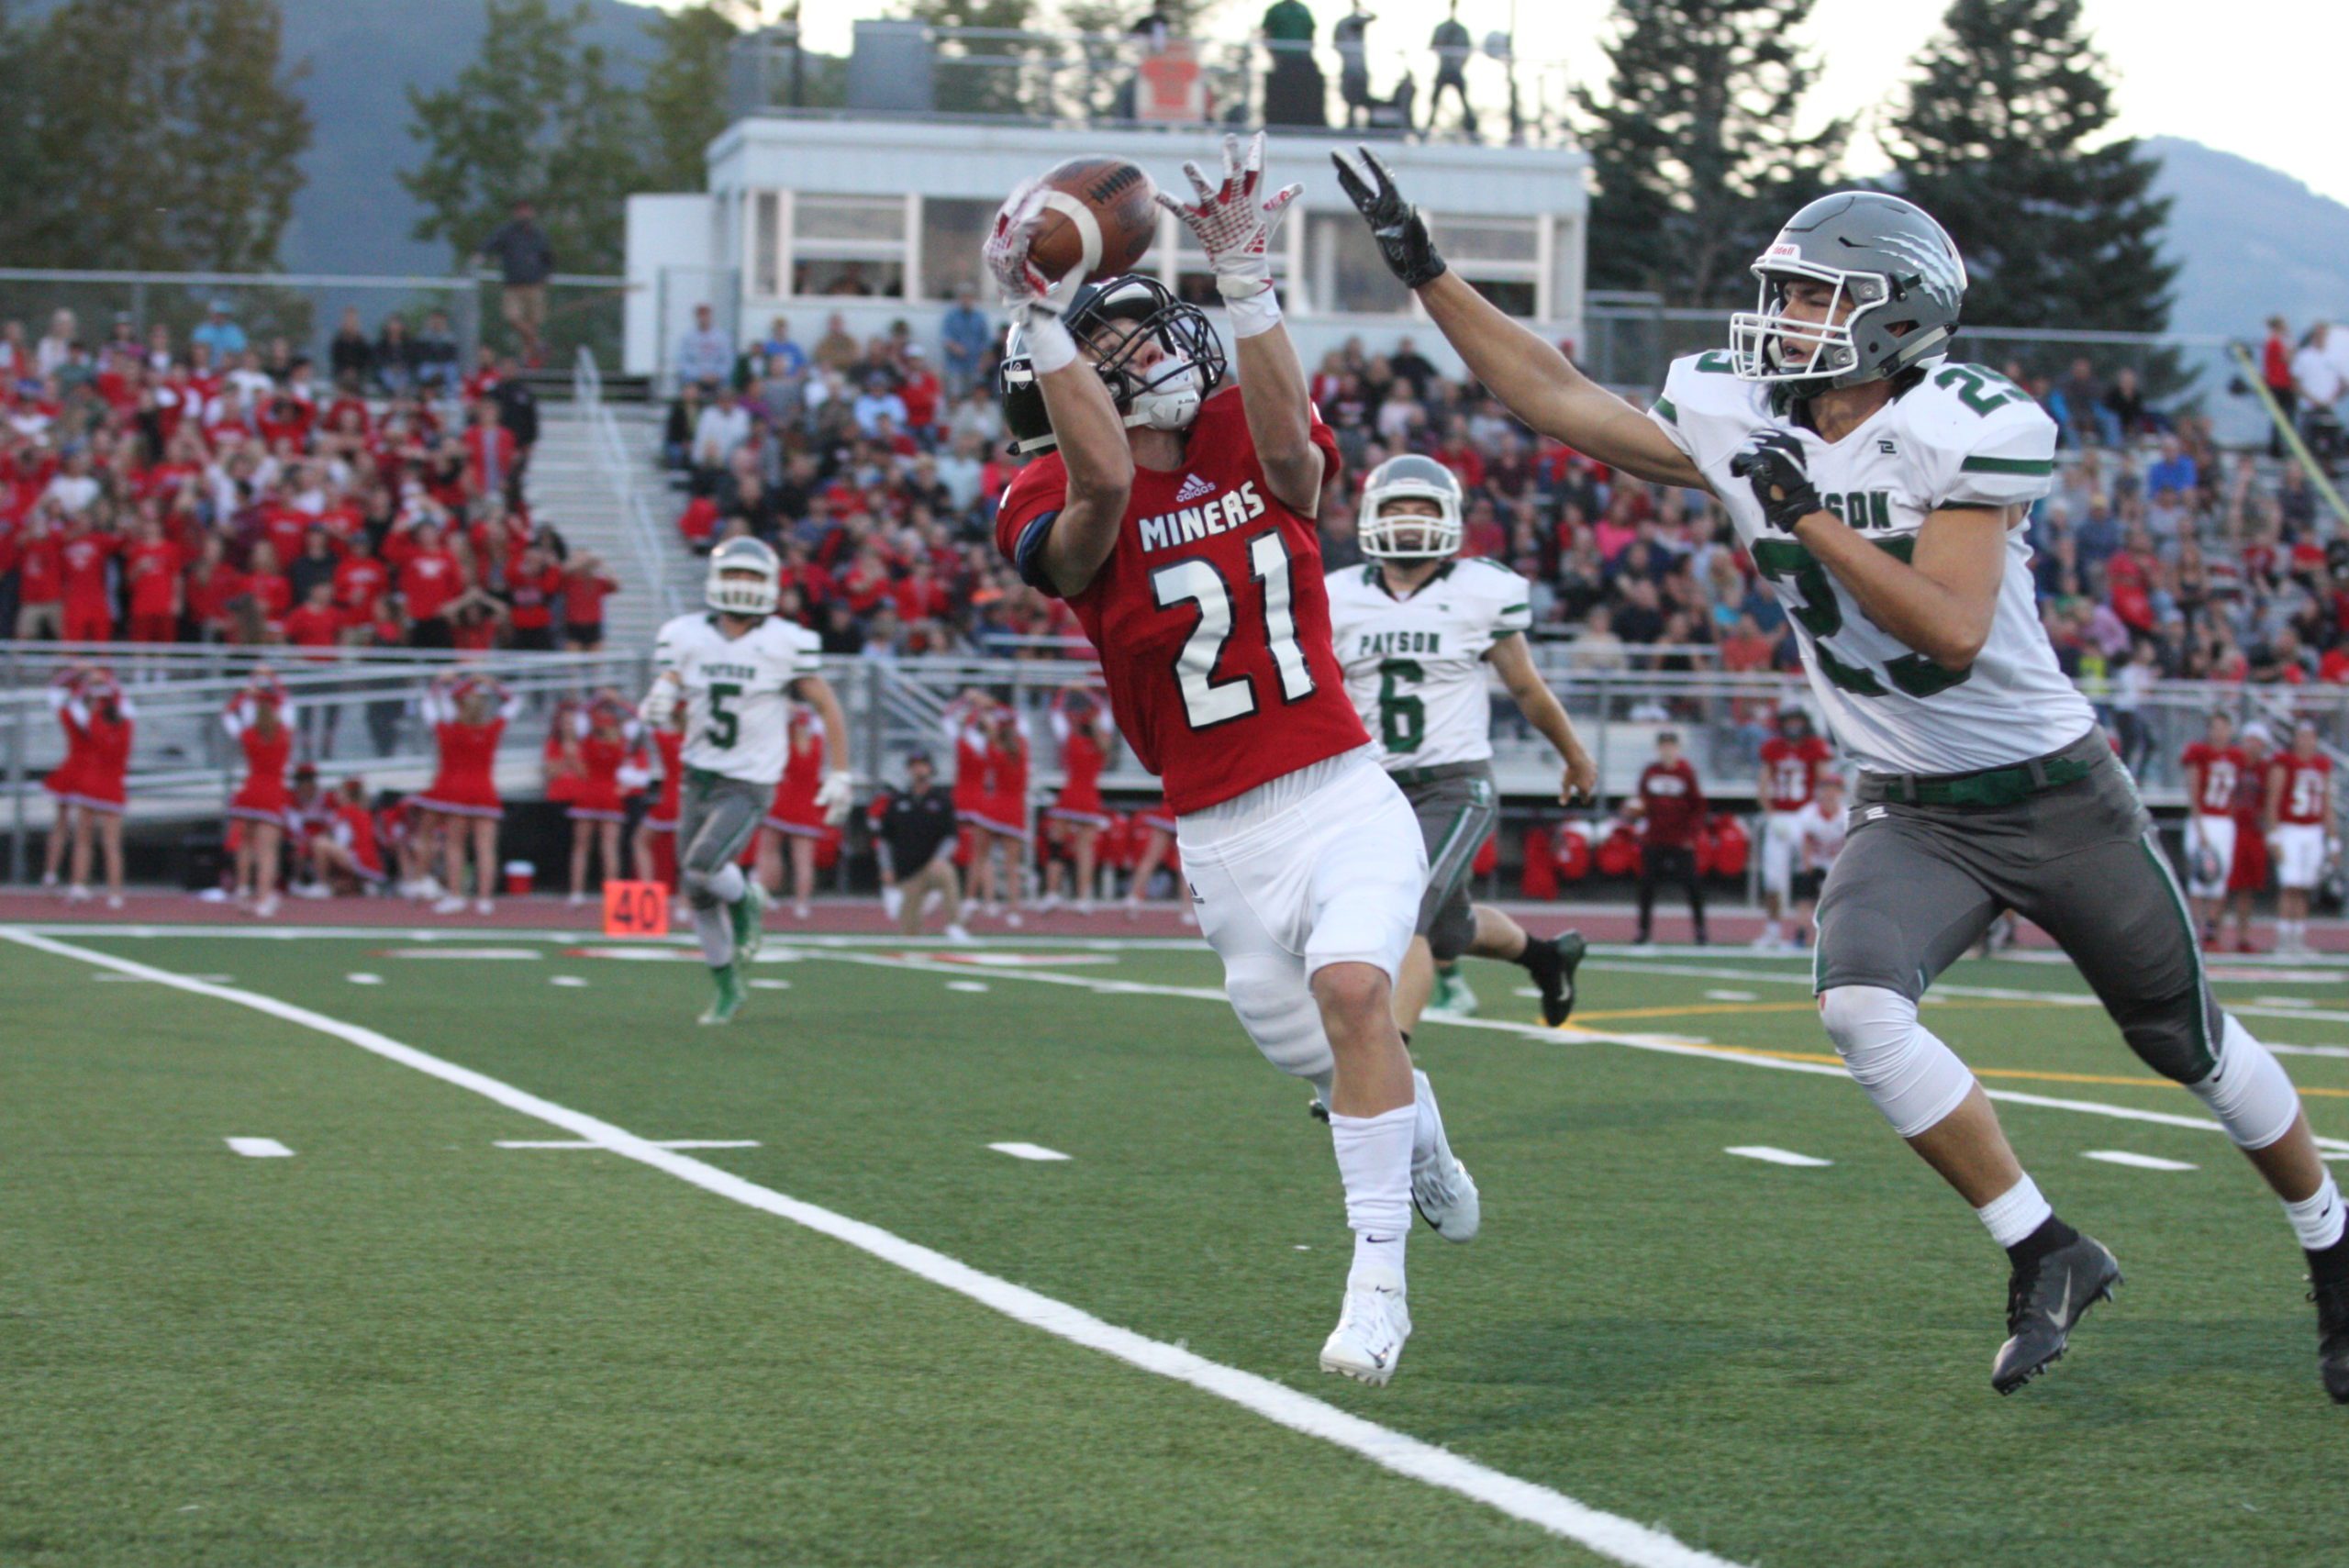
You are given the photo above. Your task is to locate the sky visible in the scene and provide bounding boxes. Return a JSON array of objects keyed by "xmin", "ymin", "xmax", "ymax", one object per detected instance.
[{"xmin": 671, "ymin": 0, "xmax": 2349, "ymax": 206}]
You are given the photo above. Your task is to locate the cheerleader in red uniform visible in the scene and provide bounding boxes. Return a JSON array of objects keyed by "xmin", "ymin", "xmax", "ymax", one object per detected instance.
[
  {"xmin": 64, "ymin": 671, "xmax": 134, "ymax": 908},
  {"xmin": 222, "ymin": 673, "xmax": 295, "ymax": 917},
  {"xmin": 757, "ymin": 703, "xmax": 828, "ymax": 919},
  {"xmin": 974, "ymin": 701, "xmax": 1030, "ymax": 919},
  {"xmin": 309, "ymin": 777, "xmax": 388, "ymax": 895},
  {"xmin": 1123, "ymin": 798, "xmax": 1181, "ymax": 920},
  {"xmin": 1039, "ymin": 686, "xmax": 1112, "ymax": 914},
  {"xmin": 632, "ymin": 718, "xmax": 685, "ymax": 896},
  {"xmin": 944, "ymin": 689, "xmax": 997, "ymax": 904},
  {"xmin": 417, "ymin": 672, "xmax": 517, "ymax": 914},
  {"xmin": 40, "ymin": 669, "xmax": 91, "ymax": 892},
  {"xmin": 566, "ymin": 695, "xmax": 635, "ymax": 906}
]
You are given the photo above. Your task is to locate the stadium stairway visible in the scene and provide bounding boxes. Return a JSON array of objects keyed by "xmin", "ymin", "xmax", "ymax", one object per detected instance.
[{"xmin": 523, "ymin": 402, "xmax": 681, "ymax": 655}]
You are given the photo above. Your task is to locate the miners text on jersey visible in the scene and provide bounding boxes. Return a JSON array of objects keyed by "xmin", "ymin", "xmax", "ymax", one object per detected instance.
[{"xmin": 1136, "ymin": 480, "xmax": 1267, "ymax": 554}]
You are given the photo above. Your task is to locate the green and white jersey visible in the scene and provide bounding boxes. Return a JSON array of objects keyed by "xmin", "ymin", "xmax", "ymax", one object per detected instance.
[
  {"xmin": 1325, "ymin": 556, "xmax": 1532, "ymax": 767},
  {"xmin": 653, "ymin": 611, "xmax": 822, "ymax": 786},
  {"xmin": 1649, "ymin": 350, "xmax": 2094, "ymax": 775}
]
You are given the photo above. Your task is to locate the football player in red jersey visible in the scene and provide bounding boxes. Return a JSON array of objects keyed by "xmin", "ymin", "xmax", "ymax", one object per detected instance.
[
  {"xmin": 985, "ymin": 134, "xmax": 1473, "ymax": 1385},
  {"xmin": 1753, "ymin": 704, "xmax": 1833, "ymax": 950},
  {"xmin": 2266, "ymin": 719, "xmax": 2336, "ymax": 957},
  {"xmin": 2181, "ymin": 710, "xmax": 2248, "ymax": 943}
]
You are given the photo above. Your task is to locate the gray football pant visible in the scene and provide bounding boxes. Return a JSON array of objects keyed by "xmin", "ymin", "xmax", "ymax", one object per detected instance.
[{"xmin": 677, "ymin": 770, "xmax": 766, "ymax": 968}]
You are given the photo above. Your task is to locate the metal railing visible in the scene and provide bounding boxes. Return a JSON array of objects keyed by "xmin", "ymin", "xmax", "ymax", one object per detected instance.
[{"xmin": 573, "ymin": 348, "xmax": 683, "ymax": 621}]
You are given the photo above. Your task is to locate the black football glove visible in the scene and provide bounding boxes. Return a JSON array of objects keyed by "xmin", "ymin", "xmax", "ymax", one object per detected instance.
[
  {"xmin": 1728, "ymin": 429, "xmax": 1823, "ymax": 533},
  {"xmin": 1330, "ymin": 145, "xmax": 1447, "ymax": 290}
]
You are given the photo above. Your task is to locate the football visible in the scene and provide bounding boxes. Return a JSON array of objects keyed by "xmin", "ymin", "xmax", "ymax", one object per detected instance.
[{"xmin": 1025, "ymin": 156, "xmax": 1158, "ymax": 286}]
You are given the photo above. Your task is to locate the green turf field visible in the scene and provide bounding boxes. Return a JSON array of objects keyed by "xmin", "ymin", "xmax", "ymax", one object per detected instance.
[{"xmin": 6, "ymin": 923, "xmax": 2346, "ymax": 1567}]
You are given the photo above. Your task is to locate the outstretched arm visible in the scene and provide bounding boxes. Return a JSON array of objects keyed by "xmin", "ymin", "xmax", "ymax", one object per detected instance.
[
  {"xmin": 1332, "ymin": 146, "xmax": 1707, "ymax": 491},
  {"xmin": 793, "ymin": 671, "xmax": 856, "ymax": 823},
  {"xmin": 1159, "ymin": 133, "xmax": 1322, "ymax": 514},
  {"xmin": 1488, "ymin": 632, "xmax": 1597, "ymax": 804}
]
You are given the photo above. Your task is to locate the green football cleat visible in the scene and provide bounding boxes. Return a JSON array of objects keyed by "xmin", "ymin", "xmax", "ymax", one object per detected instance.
[
  {"xmin": 698, "ymin": 963, "xmax": 746, "ymax": 1026},
  {"xmin": 1428, "ymin": 968, "xmax": 1478, "ymax": 1018},
  {"xmin": 729, "ymin": 879, "xmax": 770, "ymax": 964}
]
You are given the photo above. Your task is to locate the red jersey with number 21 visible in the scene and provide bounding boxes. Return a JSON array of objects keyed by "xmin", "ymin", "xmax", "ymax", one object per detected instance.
[{"xmin": 995, "ymin": 388, "xmax": 1366, "ymax": 814}]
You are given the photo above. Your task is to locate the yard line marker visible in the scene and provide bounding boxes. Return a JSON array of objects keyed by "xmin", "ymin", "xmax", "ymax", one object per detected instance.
[
  {"xmin": 1724, "ymin": 1146, "xmax": 1831, "ymax": 1168},
  {"xmin": 495, "ymin": 1140, "xmax": 762, "ymax": 1151},
  {"xmin": 225, "ymin": 1137, "xmax": 294, "ymax": 1158},
  {"xmin": 2254, "ymin": 996, "xmax": 2317, "ymax": 1009},
  {"xmin": 747, "ymin": 978, "xmax": 794, "ymax": 991},
  {"xmin": 2270, "ymin": 1042, "xmax": 2349, "ymax": 1059},
  {"xmin": 346, "ymin": 973, "xmax": 384, "ymax": 985},
  {"xmin": 945, "ymin": 980, "xmax": 990, "ymax": 993},
  {"xmin": 2083, "ymin": 1150, "xmax": 2198, "ymax": 1172},
  {"xmin": 2, "ymin": 927, "xmax": 1745, "ymax": 1568},
  {"xmin": 1704, "ymin": 989, "xmax": 1757, "ymax": 1002},
  {"xmin": 548, "ymin": 975, "xmax": 589, "ymax": 987},
  {"xmin": 381, "ymin": 947, "xmax": 543, "ymax": 961},
  {"xmin": 989, "ymin": 1141, "xmax": 1072, "ymax": 1162}
]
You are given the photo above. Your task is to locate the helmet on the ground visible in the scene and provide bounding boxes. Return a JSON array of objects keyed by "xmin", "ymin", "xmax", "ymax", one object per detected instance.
[
  {"xmin": 999, "ymin": 275, "xmax": 1228, "ymax": 455},
  {"xmin": 706, "ymin": 535, "xmax": 780, "ymax": 617},
  {"xmin": 1729, "ymin": 191, "xmax": 1966, "ymax": 393},
  {"xmin": 1357, "ymin": 453, "xmax": 1464, "ymax": 560}
]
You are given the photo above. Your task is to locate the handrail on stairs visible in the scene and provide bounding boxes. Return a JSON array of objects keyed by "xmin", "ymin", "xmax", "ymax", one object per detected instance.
[{"xmin": 573, "ymin": 348, "xmax": 683, "ymax": 622}]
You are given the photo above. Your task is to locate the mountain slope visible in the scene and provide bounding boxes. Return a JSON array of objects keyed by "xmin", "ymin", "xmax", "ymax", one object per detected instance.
[{"xmin": 2145, "ymin": 136, "xmax": 2349, "ymax": 338}]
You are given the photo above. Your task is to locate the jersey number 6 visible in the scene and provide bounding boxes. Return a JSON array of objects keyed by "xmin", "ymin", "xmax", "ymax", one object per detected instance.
[{"xmin": 1151, "ymin": 530, "xmax": 1316, "ymax": 730}]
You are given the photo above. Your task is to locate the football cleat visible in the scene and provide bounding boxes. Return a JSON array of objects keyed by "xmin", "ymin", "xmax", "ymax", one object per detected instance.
[
  {"xmin": 1319, "ymin": 1269, "xmax": 1411, "ymax": 1385},
  {"xmin": 1522, "ymin": 931, "xmax": 1587, "ymax": 1028},
  {"xmin": 1991, "ymin": 1231, "xmax": 2121, "ymax": 1395},
  {"xmin": 699, "ymin": 964, "xmax": 746, "ymax": 1026},
  {"xmin": 1408, "ymin": 1068, "xmax": 1478, "ymax": 1242},
  {"xmin": 729, "ymin": 879, "xmax": 769, "ymax": 962},
  {"xmin": 2310, "ymin": 1248, "xmax": 2349, "ymax": 1404},
  {"xmin": 1426, "ymin": 970, "xmax": 1478, "ymax": 1018}
]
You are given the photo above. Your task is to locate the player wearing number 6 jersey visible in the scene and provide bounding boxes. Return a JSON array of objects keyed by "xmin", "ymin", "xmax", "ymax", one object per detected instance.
[
  {"xmin": 645, "ymin": 537, "xmax": 853, "ymax": 1025},
  {"xmin": 988, "ymin": 133, "xmax": 1479, "ymax": 1386},
  {"xmin": 1324, "ymin": 452, "xmax": 1596, "ymax": 1034},
  {"xmin": 1338, "ymin": 156, "xmax": 2349, "ymax": 1401}
]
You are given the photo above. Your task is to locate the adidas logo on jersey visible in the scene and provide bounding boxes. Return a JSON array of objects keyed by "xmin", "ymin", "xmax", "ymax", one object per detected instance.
[{"xmin": 1174, "ymin": 473, "xmax": 1215, "ymax": 503}]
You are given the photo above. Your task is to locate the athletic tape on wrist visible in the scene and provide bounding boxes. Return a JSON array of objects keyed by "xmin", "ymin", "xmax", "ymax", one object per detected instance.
[
  {"xmin": 1219, "ymin": 284, "xmax": 1282, "ymax": 339},
  {"xmin": 1023, "ymin": 312, "xmax": 1078, "ymax": 375}
]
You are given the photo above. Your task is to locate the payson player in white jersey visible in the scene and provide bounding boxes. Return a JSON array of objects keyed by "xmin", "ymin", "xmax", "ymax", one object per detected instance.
[
  {"xmin": 643, "ymin": 537, "xmax": 853, "ymax": 1024},
  {"xmin": 1325, "ymin": 453, "xmax": 1598, "ymax": 1035},
  {"xmin": 1337, "ymin": 155, "xmax": 2349, "ymax": 1401}
]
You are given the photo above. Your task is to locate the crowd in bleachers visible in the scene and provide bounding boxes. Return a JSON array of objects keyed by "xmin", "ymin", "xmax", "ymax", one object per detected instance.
[
  {"xmin": 663, "ymin": 306, "xmax": 2349, "ymax": 706},
  {"xmin": 0, "ymin": 302, "xmax": 627, "ymax": 654}
]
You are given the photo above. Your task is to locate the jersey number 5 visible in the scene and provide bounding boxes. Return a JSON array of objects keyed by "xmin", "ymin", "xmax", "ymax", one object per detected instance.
[
  {"xmin": 1151, "ymin": 531, "xmax": 1316, "ymax": 730},
  {"xmin": 705, "ymin": 682, "xmax": 741, "ymax": 749}
]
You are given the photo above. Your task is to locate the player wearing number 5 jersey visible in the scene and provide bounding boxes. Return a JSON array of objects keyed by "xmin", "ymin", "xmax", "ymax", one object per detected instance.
[
  {"xmin": 2265, "ymin": 720, "xmax": 2335, "ymax": 957},
  {"xmin": 988, "ymin": 133, "xmax": 1480, "ymax": 1386},
  {"xmin": 645, "ymin": 537, "xmax": 853, "ymax": 1025},
  {"xmin": 1324, "ymin": 452, "xmax": 1596, "ymax": 1034},
  {"xmin": 1338, "ymin": 155, "xmax": 2349, "ymax": 1400}
]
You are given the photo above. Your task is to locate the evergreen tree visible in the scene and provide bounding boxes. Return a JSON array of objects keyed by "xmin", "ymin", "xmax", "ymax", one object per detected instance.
[
  {"xmin": 1575, "ymin": 0, "xmax": 1848, "ymax": 306},
  {"xmin": 401, "ymin": 0, "xmax": 644, "ymax": 273},
  {"xmin": 640, "ymin": 2, "xmax": 755, "ymax": 195},
  {"xmin": 1883, "ymin": 0, "xmax": 2173, "ymax": 335},
  {"xmin": 0, "ymin": 0, "xmax": 309, "ymax": 272}
]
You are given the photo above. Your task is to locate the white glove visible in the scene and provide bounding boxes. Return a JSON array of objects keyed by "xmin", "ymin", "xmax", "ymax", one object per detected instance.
[
  {"xmin": 816, "ymin": 769, "xmax": 854, "ymax": 826},
  {"xmin": 984, "ymin": 179, "xmax": 1085, "ymax": 329},
  {"xmin": 637, "ymin": 672, "xmax": 681, "ymax": 728},
  {"xmin": 1154, "ymin": 131, "xmax": 1302, "ymax": 304}
]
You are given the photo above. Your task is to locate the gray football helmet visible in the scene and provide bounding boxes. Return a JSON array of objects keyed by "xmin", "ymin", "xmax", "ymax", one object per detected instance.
[
  {"xmin": 1729, "ymin": 191, "xmax": 1966, "ymax": 392},
  {"xmin": 705, "ymin": 535, "xmax": 780, "ymax": 617},
  {"xmin": 1358, "ymin": 453, "xmax": 1463, "ymax": 559}
]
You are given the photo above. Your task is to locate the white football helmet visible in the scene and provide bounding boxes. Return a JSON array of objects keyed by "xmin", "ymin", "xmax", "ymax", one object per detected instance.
[
  {"xmin": 1358, "ymin": 453, "xmax": 1464, "ymax": 560},
  {"xmin": 706, "ymin": 535, "xmax": 780, "ymax": 617}
]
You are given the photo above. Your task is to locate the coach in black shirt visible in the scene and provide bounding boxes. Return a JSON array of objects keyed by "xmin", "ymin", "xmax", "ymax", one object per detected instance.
[{"xmin": 874, "ymin": 751, "xmax": 969, "ymax": 940}]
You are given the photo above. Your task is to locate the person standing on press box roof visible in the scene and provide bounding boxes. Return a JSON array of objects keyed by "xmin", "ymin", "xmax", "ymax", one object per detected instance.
[
  {"xmin": 1333, "ymin": 150, "xmax": 2349, "ymax": 1403},
  {"xmin": 642, "ymin": 537, "xmax": 854, "ymax": 1025}
]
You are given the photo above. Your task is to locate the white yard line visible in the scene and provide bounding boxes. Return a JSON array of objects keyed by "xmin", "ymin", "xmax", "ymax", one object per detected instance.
[
  {"xmin": 2082, "ymin": 1151, "xmax": 2198, "ymax": 1172},
  {"xmin": 225, "ymin": 1137, "xmax": 294, "ymax": 1158},
  {"xmin": 1724, "ymin": 1146, "xmax": 1831, "ymax": 1168},
  {"xmin": 1, "ymin": 927, "xmax": 1742, "ymax": 1568},
  {"xmin": 989, "ymin": 1142, "xmax": 1072, "ymax": 1162},
  {"xmin": 495, "ymin": 1139, "xmax": 762, "ymax": 1151}
]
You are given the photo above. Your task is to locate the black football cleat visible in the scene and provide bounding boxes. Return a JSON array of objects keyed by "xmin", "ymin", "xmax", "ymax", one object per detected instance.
[
  {"xmin": 1523, "ymin": 931, "xmax": 1587, "ymax": 1028},
  {"xmin": 2310, "ymin": 1255, "xmax": 2349, "ymax": 1404},
  {"xmin": 1992, "ymin": 1230, "xmax": 2121, "ymax": 1395}
]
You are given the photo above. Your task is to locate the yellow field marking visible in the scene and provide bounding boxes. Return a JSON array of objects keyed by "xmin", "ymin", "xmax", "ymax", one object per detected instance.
[{"xmin": 1556, "ymin": 1026, "xmax": 2349, "ymax": 1097}]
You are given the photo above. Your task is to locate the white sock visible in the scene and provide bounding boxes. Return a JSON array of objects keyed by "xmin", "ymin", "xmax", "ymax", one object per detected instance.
[
  {"xmin": 708, "ymin": 862, "xmax": 746, "ymax": 903},
  {"xmin": 1975, "ymin": 1173, "xmax": 2053, "ymax": 1250},
  {"xmin": 1329, "ymin": 1102, "xmax": 1415, "ymax": 1284},
  {"xmin": 2286, "ymin": 1173, "xmax": 2347, "ymax": 1252}
]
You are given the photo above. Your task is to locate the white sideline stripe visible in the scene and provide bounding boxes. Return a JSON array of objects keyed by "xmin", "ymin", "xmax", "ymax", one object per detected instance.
[
  {"xmin": 989, "ymin": 1141, "xmax": 1071, "ymax": 1162},
  {"xmin": 226, "ymin": 1137, "xmax": 293, "ymax": 1158},
  {"xmin": 2270, "ymin": 1042, "xmax": 2349, "ymax": 1060},
  {"xmin": 791, "ymin": 951, "xmax": 2349, "ymax": 1157},
  {"xmin": 0, "ymin": 928, "xmax": 1742, "ymax": 1568},
  {"xmin": 1724, "ymin": 1146, "xmax": 1830, "ymax": 1168},
  {"xmin": 496, "ymin": 1139, "xmax": 762, "ymax": 1151},
  {"xmin": 2083, "ymin": 1150, "xmax": 2198, "ymax": 1172}
]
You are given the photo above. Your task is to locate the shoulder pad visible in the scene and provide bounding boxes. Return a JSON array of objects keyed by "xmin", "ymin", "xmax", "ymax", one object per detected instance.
[
  {"xmin": 1899, "ymin": 364, "xmax": 2058, "ymax": 511},
  {"xmin": 1651, "ymin": 351, "xmax": 1771, "ymax": 471}
]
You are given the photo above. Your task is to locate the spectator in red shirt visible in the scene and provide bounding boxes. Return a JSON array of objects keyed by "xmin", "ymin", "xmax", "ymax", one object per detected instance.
[
  {"xmin": 1632, "ymin": 729, "xmax": 1708, "ymax": 946},
  {"xmin": 241, "ymin": 539, "xmax": 293, "ymax": 639},
  {"xmin": 284, "ymin": 581, "xmax": 343, "ymax": 659},
  {"xmin": 503, "ymin": 543, "xmax": 564, "ymax": 652},
  {"xmin": 15, "ymin": 505, "xmax": 65, "ymax": 639},
  {"xmin": 897, "ymin": 346, "xmax": 941, "ymax": 433},
  {"xmin": 561, "ymin": 551, "xmax": 618, "ymax": 651},
  {"xmin": 462, "ymin": 399, "xmax": 519, "ymax": 500},
  {"xmin": 58, "ymin": 515, "xmax": 120, "ymax": 643},
  {"xmin": 2263, "ymin": 317, "xmax": 2296, "ymax": 459},
  {"xmin": 398, "ymin": 521, "xmax": 463, "ymax": 649},
  {"xmin": 123, "ymin": 516, "xmax": 183, "ymax": 642},
  {"xmin": 332, "ymin": 531, "xmax": 390, "ymax": 626}
]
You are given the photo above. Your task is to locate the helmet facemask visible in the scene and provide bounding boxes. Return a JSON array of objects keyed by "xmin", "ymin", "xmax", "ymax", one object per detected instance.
[
  {"xmin": 1729, "ymin": 262, "xmax": 1888, "ymax": 388},
  {"xmin": 998, "ymin": 275, "xmax": 1227, "ymax": 455},
  {"xmin": 1358, "ymin": 453, "xmax": 1464, "ymax": 561},
  {"xmin": 706, "ymin": 537, "xmax": 781, "ymax": 617}
]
